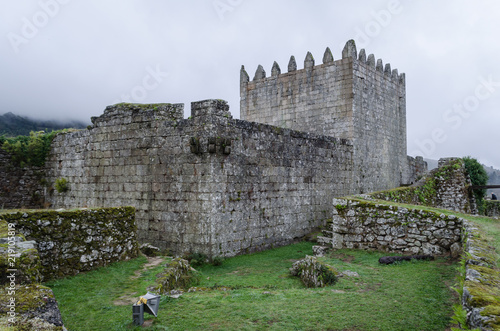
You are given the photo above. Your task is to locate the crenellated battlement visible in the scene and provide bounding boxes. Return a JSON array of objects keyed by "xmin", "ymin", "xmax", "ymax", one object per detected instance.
[{"xmin": 241, "ymin": 40, "xmax": 405, "ymax": 88}]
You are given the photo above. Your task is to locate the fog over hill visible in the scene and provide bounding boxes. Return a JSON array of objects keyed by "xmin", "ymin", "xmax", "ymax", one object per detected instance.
[{"xmin": 0, "ymin": 112, "xmax": 88, "ymax": 137}]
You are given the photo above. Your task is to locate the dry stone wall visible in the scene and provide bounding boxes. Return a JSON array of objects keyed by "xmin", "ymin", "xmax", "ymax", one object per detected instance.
[
  {"xmin": 0, "ymin": 207, "xmax": 139, "ymax": 280},
  {"xmin": 0, "ymin": 220, "xmax": 42, "ymax": 285},
  {"xmin": 46, "ymin": 100, "xmax": 354, "ymax": 257},
  {"xmin": 319, "ymin": 198, "xmax": 463, "ymax": 256}
]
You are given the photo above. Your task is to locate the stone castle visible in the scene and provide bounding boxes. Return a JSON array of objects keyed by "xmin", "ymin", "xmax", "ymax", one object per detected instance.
[{"xmin": 1, "ymin": 40, "xmax": 426, "ymax": 257}]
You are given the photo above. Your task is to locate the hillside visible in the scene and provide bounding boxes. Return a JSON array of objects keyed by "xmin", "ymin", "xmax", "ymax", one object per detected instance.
[{"xmin": 0, "ymin": 112, "xmax": 87, "ymax": 137}]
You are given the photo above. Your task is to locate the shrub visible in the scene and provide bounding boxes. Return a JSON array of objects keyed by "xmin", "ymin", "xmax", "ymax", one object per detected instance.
[
  {"xmin": 184, "ymin": 252, "xmax": 208, "ymax": 267},
  {"xmin": 55, "ymin": 178, "xmax": 69, "ymax": 193},
  {"xmin": 211, "ymin": 256, "xmax": 224, "ymax": 266},
  {"xmin": 463, "ymin": 156, "xmax": 488, "ymax": 212}
]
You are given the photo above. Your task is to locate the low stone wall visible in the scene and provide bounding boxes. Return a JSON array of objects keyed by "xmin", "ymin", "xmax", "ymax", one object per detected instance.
[
  {"xmin": 484, "ymin": 200, "xmax": 500, "ymax": 218},
  {"xmin": 0, "ymin": 207, "xmax": 139, "ymax": 280},
  {"xmin": 461, "ymin": 221, "xmax": 500, "ymax": 330},
  {"xmin": 318, "ymin": 198, "xmax": 463, "ymax": 257}
]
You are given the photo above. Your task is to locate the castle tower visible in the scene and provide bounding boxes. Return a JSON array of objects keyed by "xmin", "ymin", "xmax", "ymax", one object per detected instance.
[{"xmin": 240, "ymin": 40, "xmax": 408, "ymax": 193}]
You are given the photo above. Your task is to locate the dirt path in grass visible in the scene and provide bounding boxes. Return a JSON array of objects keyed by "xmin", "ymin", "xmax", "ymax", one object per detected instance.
[{"xmin": 113, "ymin": 256, "xmax": 166, "ymax": 306}]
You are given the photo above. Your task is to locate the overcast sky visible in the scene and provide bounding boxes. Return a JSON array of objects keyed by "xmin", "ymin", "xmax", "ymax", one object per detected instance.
[{"xmin": 1, "ymin": 0, "xmax": 499, "ymax": 168}]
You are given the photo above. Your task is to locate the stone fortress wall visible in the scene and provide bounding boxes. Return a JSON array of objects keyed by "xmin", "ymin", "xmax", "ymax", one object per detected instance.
[
  {"xmin": 0, "ymin": 148, "xmax": 45, "ymax": 209},
  {"xmin": 46, "ymin": 100, "xmax": 355, "ymax": 257}
]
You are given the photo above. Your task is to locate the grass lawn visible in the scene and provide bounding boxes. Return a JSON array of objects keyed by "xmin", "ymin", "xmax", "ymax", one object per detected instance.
[{"xmin": 46, "ymin": 241, "xmax": 458, "ymax": 331}]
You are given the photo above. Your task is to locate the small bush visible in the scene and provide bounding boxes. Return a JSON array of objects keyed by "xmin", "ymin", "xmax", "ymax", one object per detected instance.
[
  {"xmin": 184, "ymin": 252, "xmax": 208, "ymax": 267},
  {"xmin": 211, "ymin": 256, "xmax": 224, "ymax": 266},
  {"xmin": 55, "ymin": 178, "xmax": 69, "ymax": 193}
]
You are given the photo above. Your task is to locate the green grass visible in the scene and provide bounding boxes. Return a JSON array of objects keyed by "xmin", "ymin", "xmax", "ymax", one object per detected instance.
[
  {"xmin": 45, "ymin": 255, "xmax": 170, "ymax": 330},
  {"xmin": 462, "ymin": 214, "xmax": 500, "ymax": 256},
  {"xmin": 46, "ymin": 242, "xmax": 458, "ymax": 331}
]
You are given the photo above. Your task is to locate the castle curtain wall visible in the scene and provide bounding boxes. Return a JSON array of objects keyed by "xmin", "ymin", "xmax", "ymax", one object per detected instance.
[{"xmin": 46, "ymin": 100, "xmax": 354, "ymax": 256}]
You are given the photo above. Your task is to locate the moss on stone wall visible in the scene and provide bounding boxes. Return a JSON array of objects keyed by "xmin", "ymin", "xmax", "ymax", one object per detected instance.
[
  {"xmin": 0, "ymin": 220, "xmax": 43, "ymax": 285},
  {"xmin": 153, "ymin": 258, "xmax": 200, "ymax": 294},
  {"xmin": 290, "ymin": 255, "xmax": 339, "ymax": 288},
  {"xmin": 327, "ymin": 197, "xmax": 463, "ymax": 256},
  {"xmin": 0, "ymin": 284, "xmax": 64, "ymax": 330},
  {"xmin": 0, "ymin": 247, "xmax": 42, "ymax": 285},
  {"xmin": 371, "ymin": 158, "xmax": 472, "ymax": 213},
  {"xmin": 0, "ymin": 207, "xmax": 139, "ymax": 281},
  {"xmin": 460, "ymin": 223, "xmax": 500, "ymax": 330}
]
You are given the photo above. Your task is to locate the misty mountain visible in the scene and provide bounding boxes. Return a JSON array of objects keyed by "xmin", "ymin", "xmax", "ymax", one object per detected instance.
[{"xmin": 0, "ymin": 112, "xmax": 87, "ymax": 137}]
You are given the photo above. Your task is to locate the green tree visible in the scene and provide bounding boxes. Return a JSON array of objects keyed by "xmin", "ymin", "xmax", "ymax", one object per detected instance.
[
  {"xmin": 463, "ymin": 156, "xmax": 489, "ymax": 212},
  {"xmin": 2, "ymin": 130, "xmax": 59, "ymax": 167}
]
